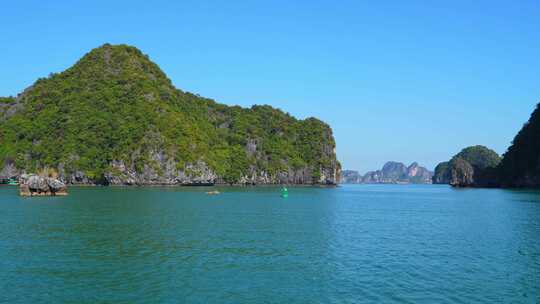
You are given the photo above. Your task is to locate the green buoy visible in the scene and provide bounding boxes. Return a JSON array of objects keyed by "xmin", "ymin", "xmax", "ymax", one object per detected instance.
[{"xmin": 280, "ymin": 187, "xmax": 288, "ymax": 198}]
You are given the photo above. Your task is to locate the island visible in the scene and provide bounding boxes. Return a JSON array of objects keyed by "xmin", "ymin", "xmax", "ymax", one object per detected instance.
[
  {"xmin": 341, "ymin": 161, "xmax": 433, "ymax": 184},
  {"xmin": 433, "ymin": 102, "xmax": 540, "ymax": 188},
  {"xmin": 19, "ymin": 173, "xmax": 68, "ymax": 196},
  {"xmin": 432, "ymin": 146, "xmax": 500, "ymax": 187},
  {"xmin": 0, "ymin": 44, "xmax": 340, "ymax": 186}
]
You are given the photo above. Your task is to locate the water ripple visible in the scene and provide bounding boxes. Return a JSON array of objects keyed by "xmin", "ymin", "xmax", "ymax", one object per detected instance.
[{"xmin": 0, "ymin": 185, "xmax": 539, "ymax": 303}]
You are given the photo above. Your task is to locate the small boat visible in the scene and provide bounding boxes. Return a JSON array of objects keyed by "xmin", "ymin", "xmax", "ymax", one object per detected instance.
[
  {"xmin": 280, "ymin": 187, "xmax": 288, "ymax": 198},
  {"xmin": 206, "ymin": 190, "xmax": 220, "ymax": 195},
  {"xmin": 7, "ymin": 178, "xmax": 18, "ymax": 186}
]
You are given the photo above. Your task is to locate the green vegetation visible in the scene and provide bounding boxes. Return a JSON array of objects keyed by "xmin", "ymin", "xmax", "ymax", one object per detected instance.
[
  {"xmin": 0, "ymin": 44, "xmax": 338, "ymax": 184},
  {"xmin": 433, "ymin": 102, "xmax": 540, "ymax": 188},
  {"xmin": 432, "ymin": 146, "xmax": 501, "ymax": 186},
  {"xmin": 0, "ymin": 97, "xmax": 15, "ymax": 104},
  {"xmin": 499, "ymin": 103, "xmax": 540, "ymax": 187},
  {"xmin": 451, "ymin": 145, "xmax": 501, "ymax": 170}
]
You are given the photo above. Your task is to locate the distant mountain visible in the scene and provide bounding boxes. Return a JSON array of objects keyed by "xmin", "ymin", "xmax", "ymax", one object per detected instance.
[
  {"xmin": 341, "ymin": 162, "xmax": 433, "ymax": 184},
  {"xmin": 432, "ymin": 145, "xmax": 501, "ymax": 187},
  {"xmin": 341, "ymin": 170, "xmax": 362, "ymax": 183}
]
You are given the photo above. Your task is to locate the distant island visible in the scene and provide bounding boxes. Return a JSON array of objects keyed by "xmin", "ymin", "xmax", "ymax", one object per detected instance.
[
  {"xmin": 432, "ymin": 145, "xmax": 501, "ymax": 187},
  {"xmin": 342, "ymin": 161, "xmax": 433, "ymax": 184},
  {"xmin": 0, "ymin": 44, "xmax": 340, "ymax": 186},
  {"xmin": 433, "ymin": 102, "xmax": 540, "ymax": 188}
]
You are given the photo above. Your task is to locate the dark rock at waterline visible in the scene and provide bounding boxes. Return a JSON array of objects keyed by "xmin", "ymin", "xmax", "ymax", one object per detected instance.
[
  {"xmin": 47, "ymin": 178, "xmax": 68, "ymax": 192},
  {"xmin": 432, "ymin": 161, "xmax": 450, "ymax": 184},
  {"xmin": 448, "ymin": 158, "xmax": 474, "ymax": 187}
]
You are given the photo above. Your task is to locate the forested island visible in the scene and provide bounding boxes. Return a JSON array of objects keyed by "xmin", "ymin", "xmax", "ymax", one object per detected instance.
[
  {"xmin": 432, "ymin": 146, "xmax": 501, "ymax": 187},
  {"xmin": 434, "ymin": 103, "xmax": 540, "ymax": 188},
  {"xmin": 0, "ymin": 44, "xmax": 340, "ymax": 186}
]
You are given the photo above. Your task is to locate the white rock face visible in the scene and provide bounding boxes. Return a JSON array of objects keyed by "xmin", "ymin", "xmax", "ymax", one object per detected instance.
[
  {"xmin": 342, "ymin": 162, "xmax": 433, "ymax": 184},
  {"xmin": 19, "ymin": 174, "xmax": 67, "ymax": 196}
]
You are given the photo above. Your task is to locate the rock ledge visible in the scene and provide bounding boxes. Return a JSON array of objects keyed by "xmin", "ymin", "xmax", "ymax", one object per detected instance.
[{"xmin": 19, "ymin": 174, "xmax": 68, "ymax": 196}]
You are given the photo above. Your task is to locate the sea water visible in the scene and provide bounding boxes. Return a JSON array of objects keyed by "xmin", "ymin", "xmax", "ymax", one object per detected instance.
[{"xmin": 0, "ymin": 184, "xmax": 538, "ymax": 303}]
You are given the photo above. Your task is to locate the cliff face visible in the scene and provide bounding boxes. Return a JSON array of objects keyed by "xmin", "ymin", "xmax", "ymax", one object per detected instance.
[
  {"xmin": 448, "ymin": 158, "xmax": 474, "ymax": 187},
  {"xmin": 432, "ymin": 162, "xmax": 450, "ymax": 184},
  {"xmin": 406, "ymin": 162, "xmax": 434, "ymax": 184},
  {"xmin": 0, "ymin": 44, "xmax": 340, "ymax": 185},
  {"xmin": 341, "ymin": 161, "xmax": 433, "ymax": 184},
  {"xmin": 362, "ymin": 162, "xmax": 432, "ymax": 184},
  {"xmin": 432, "ymin": 146, "xmax": 501, "ymax": 187},
  {"xmin": 19, "ymin": 173, "xmax": 68, "ymax": 196},
  {"xmin": 498, "ymin": 103, "xmax": 540, "ymax": 187}
]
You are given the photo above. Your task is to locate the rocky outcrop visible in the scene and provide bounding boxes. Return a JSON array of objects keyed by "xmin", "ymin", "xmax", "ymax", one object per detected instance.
[
  {"xmin": 341, "ymin": 161, "xmax": 433, "ymax": 184},
  {"xmin": 103, "ymin": 159, "xmax": 217, "ymax": 185},
  {"xmin": 7, "ymin": 157, "xmax": 339, "ymax": 187},
  {"xmin": 52, "ymin": 156, "xmax": 338, "ymax": 186},
  {"xmin": 433, "ymin": 146, "xmax": 501, "ymax": 187},
  {"xmin": 341, "ymin": 170, "xmax": 362, "ymax": 183},
  {"xmin": 448, "ymin": 158, "xmax": 474, "ymax": 187},
  {"xmin": 432, "ymin": 162, "xmax": 450, "ymax": 184},
  {"xmin": 0, "ymin": 160, "xmax": 20, "ymax": 179},
  {"xmin": 406, "ymin": 162, "xmax": 434, "ymax": 183},
  {"xmin": 433, "ymin": 104, "xmax": 540, "ymax": 189},
  {"xmin": 19, "ymin": 174, "xmax": 68, "ymax": 196},
  {"xmin": 498, "ymin": 103, "xmax": 540, "ymax": 188}
]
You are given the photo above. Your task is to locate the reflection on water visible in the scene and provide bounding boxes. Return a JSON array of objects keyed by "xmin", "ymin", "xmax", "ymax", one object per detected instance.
[{"xmin": 0, "ymin": 185, "xmax": 539, "ymax": 303}]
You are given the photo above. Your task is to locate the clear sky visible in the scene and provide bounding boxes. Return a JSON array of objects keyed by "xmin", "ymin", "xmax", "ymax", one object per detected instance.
[{"xmin": 2, "ymin": 1, "xmax": 539, "ymax": 173}]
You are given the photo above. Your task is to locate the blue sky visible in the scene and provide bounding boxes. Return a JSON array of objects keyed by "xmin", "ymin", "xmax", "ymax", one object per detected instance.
[{"xmin": 2, "ymin": 1, "xmax": 539, "ymax": 172}]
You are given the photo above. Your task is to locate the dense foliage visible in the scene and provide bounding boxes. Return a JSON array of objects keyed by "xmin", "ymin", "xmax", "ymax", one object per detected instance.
[
  {"xmin": 432, "ymin": 146, "xmax": 501, "ymax": 185},
  {"xmin": 451, "ymin": 145, "xmax": 501, "ymax": 170},
  {"xmin": 0, "ymin": 97, "xmax": 15, "ymax": 104},
  {"xmin": 433, "ymin": 102, "xmax": 540, "ymax": 188},
  {"xmin": 499, "ymin": 103, "xmax": 540, "ymax": 187},
  {"xmin": 0, "ymin": 44, "xmax": 338, "ymax": 184}
]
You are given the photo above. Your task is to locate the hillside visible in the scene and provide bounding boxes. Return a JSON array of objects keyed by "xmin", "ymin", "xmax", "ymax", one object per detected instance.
[
  {"xmin": 0, "ymin": 44, "xmax": 340, "ymax": 185},
  {"xmin": 432, "ymin": 145, "xmax": 501, "ymax": 187},
  {"xmin": 498, "ymin": 103, "xmax": 540, "ymax": 187}
]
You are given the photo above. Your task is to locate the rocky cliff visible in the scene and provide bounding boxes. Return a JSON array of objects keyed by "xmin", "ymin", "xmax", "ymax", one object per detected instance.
[
  {"xmin": 341, "ymin": 161, "xmax": 433, "ymax": 184},
  {"xmin": 432, "ymin": 162, "xmax": 450, "ymax": 184},
  {"xmin": 0, "ymin": 44, "xmax": 340, "ymax": 185},
  {"xmin": 341, "ymin": 170, "xmax": 362, "ymax": 183},
  {"xmin": 498, "ymin": 103, "xmax": 540, "ymax": 187},
  {"xmin": 432, "ymin": 146, "xmax": 501, "ymax": 187},
  {"xmin": 19, "ymin": 173, "xmax": 68, "ymax": 196}
]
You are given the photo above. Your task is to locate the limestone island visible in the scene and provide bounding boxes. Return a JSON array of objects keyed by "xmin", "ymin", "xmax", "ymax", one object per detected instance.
[
  {"xmin": 0, "ymin": 44, "xmax": 340, "ymax": 187},
  {"xmin": 19, "ymin": 174, "xmax": 68, "ymax": 197}
]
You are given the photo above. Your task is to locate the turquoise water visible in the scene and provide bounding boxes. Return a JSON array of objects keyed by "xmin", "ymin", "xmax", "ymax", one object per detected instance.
[{"xmin": 0, "ymin": 184, "xmax": 539, "ymax": 303}]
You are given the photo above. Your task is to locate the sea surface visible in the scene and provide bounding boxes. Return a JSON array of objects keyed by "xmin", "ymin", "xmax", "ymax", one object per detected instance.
[{"xmin": 0, "ymin": 184, "xmax": 539, "ymax": 303}]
